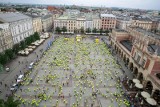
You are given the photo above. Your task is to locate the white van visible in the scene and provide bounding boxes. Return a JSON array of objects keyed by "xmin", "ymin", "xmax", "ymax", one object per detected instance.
[
  {"xmin": 17, "ymin": 75, "xmax": 24, "ymax": 83},
  {"xmin": 28, "ymin": 62, "xmax": 34, "ymax": 69}
]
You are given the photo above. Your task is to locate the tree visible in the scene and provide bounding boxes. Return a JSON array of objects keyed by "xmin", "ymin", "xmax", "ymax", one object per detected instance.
[
  {"xmin": 30, "ymin": 35, "xmax": 36, "ymax": 43},
  {"xmin": 25, "ymin": 37, "xmax": 32, "ymax": 46},
  {"xmin": 80, "ymin": 27, "xmax": 84, "ymax": 34},
  {"xmin": 55, "ymin": 27, "xmax": 61, "ymax": 34},
  {"xmin": 5, "ymin": 49, "xmax": 14, "ymax": 60},
  {"xmin": 92, "ymin": 28, "xmax": 97, "ymax": 33},
  {"xmin": 100, "ymin": 28, "xmax": 103, "ymax": 35},
  {"xmin": 12, "ymin": 44, "xmax": 20, "ymax": 54},
  {"xmin": 86, "ymin": 28, "xmax": 91, "ymax": 33},
  {"xmin": 0, "ymin": 96, "xmax": 21, "ymax": 107},
  {"xmin": 61, "ymin": 26, "xmax": 67, "ymax": 33},
  {"xmin": 20, "ymin": 41, "xmax": 26, "ymax": 50},
  {"xmin": 74, "ymin": 28, "xmax": 77, "ymax": 34},
  {"xmin": 34, "ymin": 32, "xmax": 40, "ymax": 40},
  {"xmin": 0, "ymin": 53, "xmax": 9, "ymax": 65}
]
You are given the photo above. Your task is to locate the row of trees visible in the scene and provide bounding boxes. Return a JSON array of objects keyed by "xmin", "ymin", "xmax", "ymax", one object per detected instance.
[
  {"xmin": 0, "ymin": 32, "xmax": 40, "ymax": 67},
  {"xmin": 55, "ymin": 26, "xmax": 110, "ymax": 35},
  {"xmin": 55, "ymin": 26, "xmax": 67, "ymax": 34},
  {"xmin": 85, "ymin": 28, "xmax": 110, "ymax": 34},
  {"xmin": 0, "ymin": 96, "xmax": 21, "ymax": 107}
]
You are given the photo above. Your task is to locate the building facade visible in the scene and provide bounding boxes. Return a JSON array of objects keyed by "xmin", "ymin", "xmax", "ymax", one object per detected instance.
[
  {"xmin": 116, "ymin": 18, "xmax": 131, "ymax": 30},
  {"xmin": 0, "ymin": 13, "xmax": 33, "ymax": 44},
  {"xmin": 110, "ymin": 27, "xmax": 160, "ymax": 105},
  {"xmin": 101, "ymin": 14, "xmax": 116, "ymax": 30},
  {"xmin": 32, "ymin": 16, "xmax": 42, "ymax": 33},
  {"xmin": 76, "ymin": 17, "xmax": 86, "ymax": 33},
  {"xmin": 131, "ymin": 17, "xmax": 152, "ymax": 31},
  {"xmin": 42, "ymin": 15, "xmax": 53, "ymax": 32},
  {"xmin": 0, "ymin": 23, "xmax": 13, "ymax": 52}
]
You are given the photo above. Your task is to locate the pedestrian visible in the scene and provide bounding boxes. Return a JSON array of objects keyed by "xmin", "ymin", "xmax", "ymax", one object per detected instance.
[
  {"xmin": 18, "ymin": 61, "xmax": 20, "ymax": 64},
  {"xmin": 0, "ymin": 81, "xmax": 2, "ymax": 85},
  {"xmin": 20, "ymin": 88, "xmax": 22, "ymax": 92},
  {"xmin": 5, "ymin": 84, "xmax": 7, "ymax": 88}
]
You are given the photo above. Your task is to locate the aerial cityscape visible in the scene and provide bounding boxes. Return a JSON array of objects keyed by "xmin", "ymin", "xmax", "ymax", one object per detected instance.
[{"xmin": 0, "ymin": 0, "xmax": 160, "ymax": 107}]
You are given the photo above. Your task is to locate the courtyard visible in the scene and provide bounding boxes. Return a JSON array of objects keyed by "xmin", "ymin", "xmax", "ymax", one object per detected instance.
[{"xmin": 14, "ymin": 35, "xmax": 129, "ymax": 107}]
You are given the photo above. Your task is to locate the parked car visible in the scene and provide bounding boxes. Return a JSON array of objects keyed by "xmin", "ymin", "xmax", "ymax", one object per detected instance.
[
  {"xmin": 28, "ymin": 62, "xmax": 34, "ymax": 69},
  {"xmin": 17, "ymin": 75, "xmax": 24, "ymax": 83},
  {"xmin": 10, "ymin": 83, "xmax": 18, "ymax": 92}
]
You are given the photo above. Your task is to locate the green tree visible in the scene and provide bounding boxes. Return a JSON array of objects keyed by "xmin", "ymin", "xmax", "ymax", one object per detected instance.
[
  {"xmin": 20, "ymin": 41, "xmax": 26, "ymax": 50},
  {"xmin": 0, "ymin": 64, "xmax": 4, "ymax": 72},
  {"xmin": 55, "ymin": 27, "xmax": 61, "ymax": 34},
  {"xmin": 34, "ymin": 32, "xmax": 40, "ymax": 40},
  {"xmin": 92, "ymin": 28, "xmax": 97, "ymax": 33},
  {"xmin": 5, "ymin": 49, "xmax": 14, "ymax": 60},
  {"xmin": 86, "ymin": 28, "xmax": 91, "ymax": 33},
  {"xmin": 12, "ymin": 44, "xmax": 20, "ymax": 54},
  {"xmin": 25, "ymin": 37, "xmax": 32, "ymax": 46},
  {"xmin": 80, "ymin": 27, "xmax": 84, "ymax": 34},
  {"xmin": 74, "ymin": 28, "xmax": 77, "ymax": 34},
  {"xmin": 100, "ymin": 28, "xmax": 103, "ymax": 35},
  {"xmin": 0, "ymin": 96, "xmax": 21, "ymax": 107},
  {"xmin": 30, "ymin": 35, "xmax": 36, "ymax": 42},
  {"xmin": 0, "ymin": 53, "xmax": 9, "ymax": 65},
  {"xmin": 61, "ymin": 26, "xmax": 67, "ymax": 33}
]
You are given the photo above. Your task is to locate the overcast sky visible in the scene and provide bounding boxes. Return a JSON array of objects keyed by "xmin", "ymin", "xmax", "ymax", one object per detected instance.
[{"xmin": 1, "ymin": 0, "xmax": 160, "ymax": 10}]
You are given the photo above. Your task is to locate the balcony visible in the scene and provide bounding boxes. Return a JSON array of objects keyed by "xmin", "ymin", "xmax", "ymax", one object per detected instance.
[{"xmin": 147, "ymin": 74, "xmax": 160, "ymax": 89}]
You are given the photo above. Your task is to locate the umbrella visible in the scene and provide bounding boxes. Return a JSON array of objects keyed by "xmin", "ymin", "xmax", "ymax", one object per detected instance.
[
  {"xmin": 135, "ymin": 83, "xmax": 143, "ymax": 89},
  {"xmin": 141, "ymin": 91, "xmax": 150, "ymax": 98},
  {"xmin": 133, "ymin": 79, "xmax": 140, "ymax": 84},
  {"xmin": 146, "ymin": 98, "xmax": 157, "ymax": 106}
]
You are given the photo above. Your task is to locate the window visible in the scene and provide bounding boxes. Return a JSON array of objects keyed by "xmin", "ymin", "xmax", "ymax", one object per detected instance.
[{"xmin": 141, "ymin": 59, "xmax": 146, "ymax": 67}]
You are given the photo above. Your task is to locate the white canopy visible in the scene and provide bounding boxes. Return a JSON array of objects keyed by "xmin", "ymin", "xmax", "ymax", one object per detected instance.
[
  {"xmin": 146, "ymin": 98, "xmax": 157, "ymax": 106},
  {"xmin": 133, "ymin": 79, "xmax": 140, "ymax": 84},
  {"xmin": 141, "ymin": 91, "xmax": 150, "ymax": 98},
  {"xmin": 135, "ymin": 83, "xmax": 143, "ymax": 89}
]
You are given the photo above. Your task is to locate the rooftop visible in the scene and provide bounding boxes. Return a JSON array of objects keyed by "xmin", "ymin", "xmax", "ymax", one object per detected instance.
[
  {"xmin": 132, "ymin": 17, "xmax": 152, "ymax": 21},
  {"xmin": 100, "ymin": 14, "xmax": 116, "ymax": 18},
  {"xmin": 115, "ymin": 29, "xmax": 128, "ymax": 33},
  {"xmin": 148, "ymin": 44, "xmax": 160, "ymax": 56},
  {"xmin": 131, "ymin": 27, "xmax": 160, "ymax": 40},
  {"xmin": 120, "ymin": 40, "xmax": 133, "ymax": 52},
  {"xmin": 41, "ymin": 14, "xmax": 52, "ymax": 20},
  {"xmin": 57, "ymin": 15, "xmax": 68, "ymax": 20},
  {"xmin": 0, "ymin": 13, "xmax": 31, "ymax": 23}
]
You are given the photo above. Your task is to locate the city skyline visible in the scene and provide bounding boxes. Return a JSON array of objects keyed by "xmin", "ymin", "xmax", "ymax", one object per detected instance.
[{"xmin": 1, "ymin": 0, "xmax": 160, "ymax": 10}]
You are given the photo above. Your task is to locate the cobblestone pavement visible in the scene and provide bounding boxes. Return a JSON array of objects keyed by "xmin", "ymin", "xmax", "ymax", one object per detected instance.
[
  {"xmin": 0, "ymin": 33, "xmax": 55, "ymax": 99},
  {"xmin": 11, "ymin": 35, "xmax": 131, "ymax": 107}
]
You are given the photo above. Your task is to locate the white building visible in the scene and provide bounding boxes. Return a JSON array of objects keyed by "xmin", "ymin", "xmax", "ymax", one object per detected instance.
[
  {"xmin": 0, "ymin": 13, "xmax": 33, "ymax": 44},
  {"xmin": 85, "ymin": 14, "xmax": 93, "ymax": 30},
  {"xmin": 76, "ymin": 17, "xmax": 86, "ymax": 33},
  {"xmin": 54, "ymin": 15, "xmax": 68, "ymax": 29},
  {"xmin": 92, "ymin": 14, "xmax": 101, "ymax": 30},
  {"xmin": 0, "ymin": 23, "xmax": 13, "ymax": 52},
  {"xmin": 41, "ymin": 15, "xmax": 53, "ymax": 32},
  {"xmin": 116, "ymin": 17, "xmax": 131, "ymax": 30}
]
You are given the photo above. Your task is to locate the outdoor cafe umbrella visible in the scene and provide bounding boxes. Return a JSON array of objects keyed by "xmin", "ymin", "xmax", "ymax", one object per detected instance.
[
  {"xmin": 146, "ymin": 98, "xmax": 157, "ymax": 106},
  {"xmin": 141, "ymin": 91, "xmax": 150, "ymax": 98},
  {"xmin": 133, "ymin": 79, "xmax": 140, "ymax": 84},
  {"xmin": 135, "ymin": 83, "xmax": 143, "ymax": 89}
]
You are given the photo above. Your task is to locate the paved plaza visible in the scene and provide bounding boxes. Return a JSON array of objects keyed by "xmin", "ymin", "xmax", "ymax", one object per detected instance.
[{"xmin": 14, "ymin": 35, "xmax": 130, "ymax": 107}]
